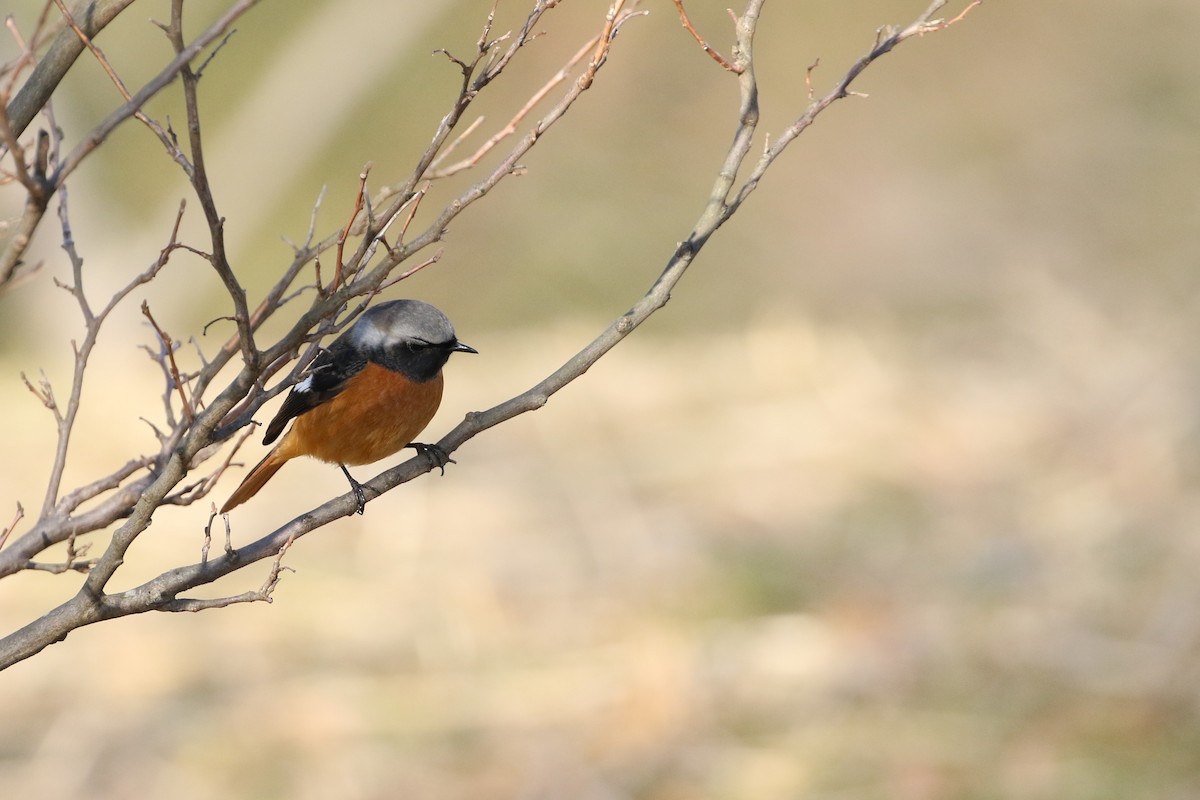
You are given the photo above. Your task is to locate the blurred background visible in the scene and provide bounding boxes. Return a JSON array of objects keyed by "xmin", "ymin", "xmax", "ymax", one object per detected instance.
[{"xmin": 2, "ymin": 0, "xmax": 1200, "ymax": 797}]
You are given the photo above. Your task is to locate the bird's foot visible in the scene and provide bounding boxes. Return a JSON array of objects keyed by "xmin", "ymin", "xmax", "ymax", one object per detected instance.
[
  {"xmin": 339, "ymin": 464, "xmax": 368, "ymax": 514},
  {"xmin": 407, "ymin": 442, "xmax": 455, "ymax": 475}
]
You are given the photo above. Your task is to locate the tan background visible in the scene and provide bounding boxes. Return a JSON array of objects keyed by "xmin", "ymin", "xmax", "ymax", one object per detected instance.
[{"xmin": 2, "ymin": 1, "xmax": 1199, "ymax": 797}]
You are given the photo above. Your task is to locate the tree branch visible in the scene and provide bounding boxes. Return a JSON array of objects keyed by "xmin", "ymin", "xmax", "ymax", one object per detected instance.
[
  {"xmin": 0, "ymin": 0, "xmax": 984, "ymax": 671},
  {"xmin": 0, "ymin": 0, "xmax": 261, "ymax": 280},
  {"xmin": 5, "ymin": 0, "xmax": 137, "ymax": 138}
]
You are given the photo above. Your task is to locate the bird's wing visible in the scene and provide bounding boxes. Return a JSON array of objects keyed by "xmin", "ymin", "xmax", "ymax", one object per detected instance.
[{"xmin": 262, "ymin": 341, "xmax": 368, "ymax": 445}]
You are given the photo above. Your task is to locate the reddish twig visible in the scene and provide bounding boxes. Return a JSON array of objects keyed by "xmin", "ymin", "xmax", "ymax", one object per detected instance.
[
  {"xmin": 671, "ymin": 0, "xmax": 738, "ymax": 72},
  {"xmin": 0, "ymin": 504, "xmax": 24, "ymax": 551},
  {"xmin": 141, "ymin": 301, "xmax": 193, "ymax": 422},
  {"xmin": 328, "ymin": 163, "xmax": 372, "ymax": 295},
  {"xmin": 924, "ymin": 0, "xmax": 982, "ymax": 31},
  {"xmin": 426, "ymin": 37, "xmax": 597, "ymax": 180},
  {"xmin": 804, "ymin": 58, "xmax": 820, "ymax": 100}
]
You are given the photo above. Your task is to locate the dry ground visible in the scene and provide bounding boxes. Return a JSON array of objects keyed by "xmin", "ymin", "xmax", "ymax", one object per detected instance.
[{"xmin": 2, "ymin": 294, "xmax": 1198, "ymax": 799}]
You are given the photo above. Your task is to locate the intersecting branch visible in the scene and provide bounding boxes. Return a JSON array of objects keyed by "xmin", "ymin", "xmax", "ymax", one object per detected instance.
[{"xmin": 0, "ymin": 0, "xmax": 983, "ymax": 671}]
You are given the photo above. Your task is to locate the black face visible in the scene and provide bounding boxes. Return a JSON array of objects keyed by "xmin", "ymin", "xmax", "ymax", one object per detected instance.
[{"xmin": 374, "ymin": 337, "xmax": 476, "ymax": 383}]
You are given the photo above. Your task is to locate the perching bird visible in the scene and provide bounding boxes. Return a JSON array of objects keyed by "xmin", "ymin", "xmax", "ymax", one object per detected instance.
[{"xmin": 221, "ymin": 299, "xmax": 476, "ymax": 514}]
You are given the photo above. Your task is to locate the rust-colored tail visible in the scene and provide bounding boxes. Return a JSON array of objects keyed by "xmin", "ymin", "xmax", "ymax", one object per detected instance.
[{"xmin": 221, "ymin": 447, "xmax": 291, "ymax": 513}]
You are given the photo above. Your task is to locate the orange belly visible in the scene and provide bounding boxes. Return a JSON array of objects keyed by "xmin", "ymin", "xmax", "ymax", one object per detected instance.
[{"xmin": 277, "ymin": 363, "xmax": 444, "ymax": 466}]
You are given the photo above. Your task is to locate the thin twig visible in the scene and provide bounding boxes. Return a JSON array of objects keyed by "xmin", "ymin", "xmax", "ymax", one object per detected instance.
[
  {"xmin": 50, "ymin": 0, "xmax": 189, "ymax": 174},
  {"xmin": 5, "ymin": 0, "xmax": 136, "ymax": 136},
  {"xmin": 386, "ymin": 182, "xmax": 429, "ymax": 252},
  {"xmin": 0, "ymin": 504, "xmax": 24, "ymax": 551},
  {"xmin": 142, "ymin": 301, "xmax": 194, "ymax": 422},
  {"xmin": 161, "ymin": 0, "xmax": 257, "ymax": 369},
  {"xmin": 804, "ymin": 58, "xmax": 819, "ymax": 100},
  {"xmin": 427, "ymin": 116, "xmax": 485, "ymax": 171},
  {"xmin": 426, "ymin": 36, "xmax": 598, "ymax": 179},
  {"xmin": 726, "ymin": 0, "xmax": 984, "ymax": 217},
  {"xmin": 671, "ymin": 0, "xmax": 738, "ymax": 72},
  {"xmin": 158, "ymin": 531, "xmax": 294, "ymax": 612},
  {"xmin": 328, "ymin": 163, "xmax": 372, "ymax": 295},
  {"xmin": 378, "ymin": 252, "xmax": 441, "ymax": 292},
  {"xmin": 25, "ymin": 558, "xmax": 93, "ymax": 574},
  {"xmin": 923, "ymin": 0, "xmax": 982, "ymax": 32},
  {"xmin": 201, "ymin": 507, "xmax": 215, "ymax": 565}
]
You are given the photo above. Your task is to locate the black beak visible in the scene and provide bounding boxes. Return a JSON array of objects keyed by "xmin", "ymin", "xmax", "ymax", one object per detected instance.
[{"xmin": 450, "ymin": 340, "xmax": 478, "ymax": 354}]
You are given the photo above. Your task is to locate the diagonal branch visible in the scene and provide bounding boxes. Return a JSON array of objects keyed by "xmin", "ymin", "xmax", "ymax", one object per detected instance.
[{"xmin": 5, "ymin": 0, "xmax": 137, "ymax": 138}]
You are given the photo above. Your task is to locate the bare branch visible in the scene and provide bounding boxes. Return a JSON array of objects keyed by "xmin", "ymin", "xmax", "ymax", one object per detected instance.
[
  {"xmin": 0, "ymin": 0, "xmax": 984, "ymax": 673},
  {"xmin": 155, "ymin": 532, "xmax": 295, "ymax": 612},
  {"xmin": 50, "ymin": 0, "xmax": 260, "ymax": 183},
  {"xmin": 26, "ymin": 529, "xmax": 93, "ymax": 574},
  {"xmin": 160, "ymin": 0, "xmax": 256, "ymax": 368},
  {"xmin": 5, "ymin": 0, "xmax": 137, "ymax": 138},
  {"xmin": 32, "ymin": 182, "xmax": 179, "ymax": 519},
  {"xmin": 55, "ymin": 457, "xmax": 154, "ymax": 514},
  {"xmin": 381, "ymin": 0, "xmax": 985, "ymax": 508},
  {"xmin": 25, "ymin": 558, "xmax": 92, "ymax": 574}
]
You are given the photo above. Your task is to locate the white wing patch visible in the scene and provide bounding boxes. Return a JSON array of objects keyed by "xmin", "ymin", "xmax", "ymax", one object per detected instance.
[{"xmin": 295, "ymin": 374, "xmax": 314, "ymax": 394}]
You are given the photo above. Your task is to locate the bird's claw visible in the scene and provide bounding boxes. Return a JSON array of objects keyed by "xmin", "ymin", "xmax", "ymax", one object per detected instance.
[{"xmin": 407, "ymin": 442, "xmax": 455, "ymax": 475}]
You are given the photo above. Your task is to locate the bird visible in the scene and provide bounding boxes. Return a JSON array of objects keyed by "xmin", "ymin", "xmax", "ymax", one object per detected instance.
[{"xmin": 220, "ymin": 299, "xmax": 476, "ymax": 514}]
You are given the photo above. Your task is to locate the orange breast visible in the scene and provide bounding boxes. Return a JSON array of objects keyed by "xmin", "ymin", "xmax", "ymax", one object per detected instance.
[{"xmin": 277, "ymin": 363, "xmax": 444, "ymax": 466}]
